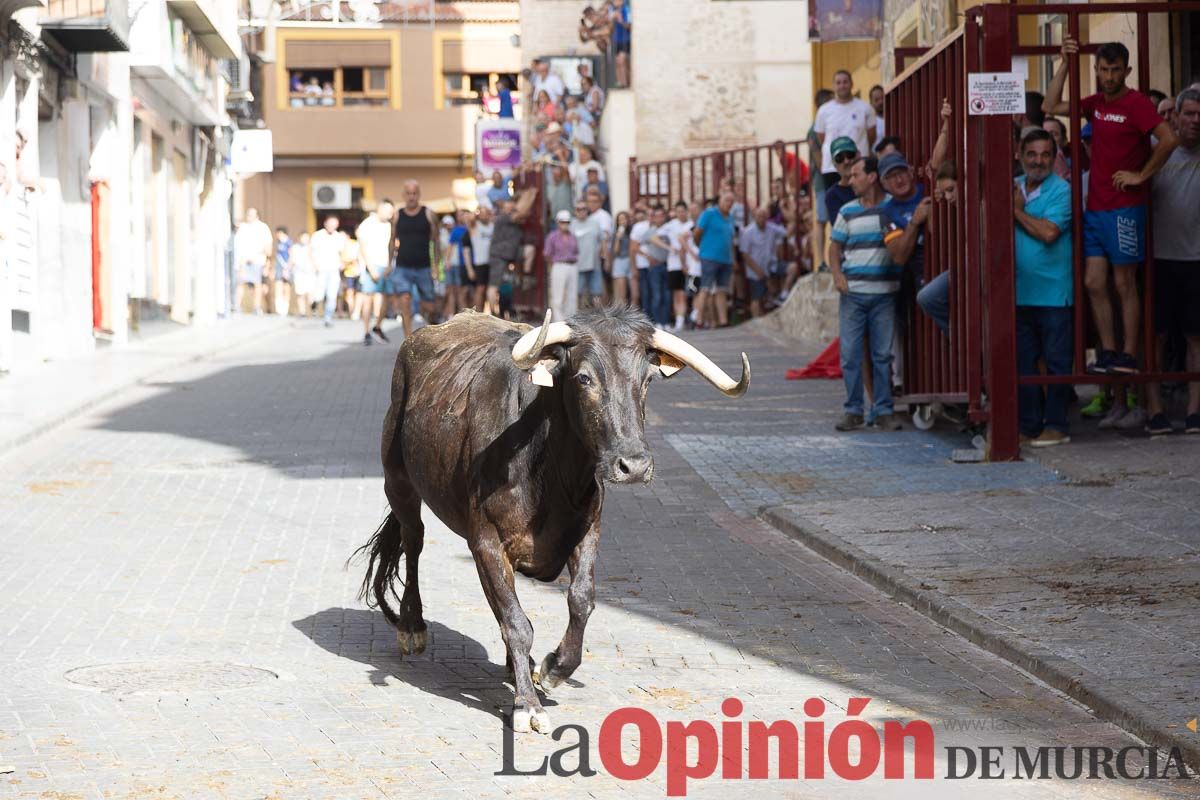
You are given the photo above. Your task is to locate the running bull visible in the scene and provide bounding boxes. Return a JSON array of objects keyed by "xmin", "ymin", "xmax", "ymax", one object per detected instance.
[{"xmin": 354, "ymin": 306, "xmax": 749, "ymax": 733}]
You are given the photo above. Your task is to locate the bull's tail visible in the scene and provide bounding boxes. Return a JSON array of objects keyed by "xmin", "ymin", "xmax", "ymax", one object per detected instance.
[{"xmin": 350, "ymin": 512, "xmax": 405, "ymax": 627}]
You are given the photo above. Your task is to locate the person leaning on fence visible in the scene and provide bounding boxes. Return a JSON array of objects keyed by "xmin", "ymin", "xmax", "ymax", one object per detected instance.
[
  {"xmin": 1145, "ymin": 89, "xmax": 1200, "ymax": 436},
  {"xmin": 829, "ymin": 156, "xmax": 903, "ymax": 433},
  {"xmin": 1012, "ymin": 129, "xmax": 1075, "ymax": 448},
  {"xmin": 487, "ymin": 190, "xmax": 537, "ymax": 315},
  {"xmin": 914, "ymin": 98, "xmax": 958, "ymax": 337}
]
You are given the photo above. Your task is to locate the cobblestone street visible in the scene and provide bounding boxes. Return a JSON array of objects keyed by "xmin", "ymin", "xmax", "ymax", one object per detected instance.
[{"xmin": 1, "ymin": 317, "xmax": 1196, "ymax": 799}]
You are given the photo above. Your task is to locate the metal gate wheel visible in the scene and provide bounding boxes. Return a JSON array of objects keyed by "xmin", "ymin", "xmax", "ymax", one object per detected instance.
[{"xmin": 912, "ymin": 404, "xmax": 937, "ymax": 430}]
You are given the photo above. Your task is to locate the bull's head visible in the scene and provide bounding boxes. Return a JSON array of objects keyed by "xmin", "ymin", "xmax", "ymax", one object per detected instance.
[{"xmin": 511, "ymin": 307, "xmax": 750, "ymax": 484}]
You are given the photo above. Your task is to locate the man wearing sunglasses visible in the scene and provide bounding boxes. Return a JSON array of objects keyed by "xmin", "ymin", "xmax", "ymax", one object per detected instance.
[{"xmin": 824, "ymin": 137, "xmax": 859, "ymax": 230}]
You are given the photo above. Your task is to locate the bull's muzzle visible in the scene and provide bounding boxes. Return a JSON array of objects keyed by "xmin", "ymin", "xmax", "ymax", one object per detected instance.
[{"xmin": 607, "ymin": 452, "xmax": 653, "ymax": 484}]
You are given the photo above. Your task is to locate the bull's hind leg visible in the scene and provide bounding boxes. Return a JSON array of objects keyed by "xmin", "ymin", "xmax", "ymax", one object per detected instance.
[
  {"xmin": 471, "ymin": 530, "xmax": 550, "ymax": 734},
  {"xmin": 538, "ymin": 522, "xmax": 599, "ymax": 692},
  {"xmin": 385, "ymin": 472, "xmax": 428, "ymax": 655}
]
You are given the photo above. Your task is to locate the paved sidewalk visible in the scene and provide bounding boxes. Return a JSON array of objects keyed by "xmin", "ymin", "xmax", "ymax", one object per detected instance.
[
  {"xmin": 666, "ymin": 322, "xmax": 1200, "ymax": 771},
  {"xmin": 1, "ymin": 315, "xmax": 1190, "ymax": 798},
  {"xmin": 0, "ymin": 315, "xmax": 290, "ymax": 455}
]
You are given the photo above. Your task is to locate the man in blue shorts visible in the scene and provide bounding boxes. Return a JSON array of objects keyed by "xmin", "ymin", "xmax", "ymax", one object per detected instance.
[
  {"xmin": 693, "ymin": 190, "xmax": 736, "ymax": 328},
  {"xmin": 389, "ymin": 180, "xmax": 440, "ymax": 338},
  {"xmin": 1045, "ymin": 38, "xmax": 1178, "ymax": 375}
]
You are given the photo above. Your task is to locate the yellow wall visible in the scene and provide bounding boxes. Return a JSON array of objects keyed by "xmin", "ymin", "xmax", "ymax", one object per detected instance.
[{"xmin": 812, "ymin": 40, "xmax": 882, "ymax": 108}]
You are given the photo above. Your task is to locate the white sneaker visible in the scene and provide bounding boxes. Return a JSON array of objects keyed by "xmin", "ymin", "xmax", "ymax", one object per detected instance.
[
  {"xmin": 350, "ymin": 312, "xmax": 360, "ymax": 321},
  {"xmin": 1114, "ymin": 405, "xmax": 1147, "ymax": 431},
  {"xmin": 412, "ymin": 313, "xmax": 427, "ymax": 330},
  {"xmin": 1097, "ymin": 403, "xmax": 1127, "ymax": 430}
]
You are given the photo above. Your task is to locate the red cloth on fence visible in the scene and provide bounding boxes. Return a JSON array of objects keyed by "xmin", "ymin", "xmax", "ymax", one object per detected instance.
[{"xmin": 786, "ymin": 338, "xmax": 842, "ymax": 379}]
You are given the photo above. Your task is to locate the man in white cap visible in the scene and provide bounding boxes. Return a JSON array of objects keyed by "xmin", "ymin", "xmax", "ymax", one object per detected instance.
[{"xmin": 544, "ymin": 208, "xmax": 579, "ymax": 319}]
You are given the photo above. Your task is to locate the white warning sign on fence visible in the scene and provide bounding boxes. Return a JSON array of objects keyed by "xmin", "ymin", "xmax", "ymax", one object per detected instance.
[{"xmin": 967, "ymin": 72, "xmax": 1025, "ymax": 116}]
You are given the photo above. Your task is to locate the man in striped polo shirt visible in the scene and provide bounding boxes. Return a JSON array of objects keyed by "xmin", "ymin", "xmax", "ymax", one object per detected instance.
[{"xmin": 828, "ymin": 156, "xmax": 905, "ymax": 432}]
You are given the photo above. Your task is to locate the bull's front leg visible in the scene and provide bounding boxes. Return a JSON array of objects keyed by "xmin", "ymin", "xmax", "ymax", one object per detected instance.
[
  {"xmin": 470, "ymin": 531, "xmax": 550, "ymax": 734},
  {"xmin": 537, "ymin": 522, "xmax": 599, "ymax": 692}
]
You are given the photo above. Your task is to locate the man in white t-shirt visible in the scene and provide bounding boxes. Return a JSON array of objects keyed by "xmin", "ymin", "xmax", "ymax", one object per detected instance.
[
  {"xmin": 309, "ymin": 214, "xmax": 349, "ymax": 327},
  {"xmin": 234, "ymin": 208, "xmax": 274, "ymax": 314},
  {"xmin": 814, "ymin": 70, "xmax": 878, "ymax": 186},
  {"xmin": 470, "ymin": 206, "xmax": 495, "ymax": 313},
  {"xmin": 355, "ymin": 199, "xmax": 395, "ymax": 345},
  {"xmin": 473, "ymin": 171, "xmax": 493, "ymax": 211},
  {"xmin": 658, "ymin": 201, "xmax": 694, "ymax": 331},
  {"xmin": 532, "ymin": 59, "xmax": 565, "ymax": 104},
  {"xmin": 585, "ymin": 186, "xmax": 613, "ymax": 274},
  {"xmin": 629, "ymin": 208, "xmax": 651, "ymax": 315}
]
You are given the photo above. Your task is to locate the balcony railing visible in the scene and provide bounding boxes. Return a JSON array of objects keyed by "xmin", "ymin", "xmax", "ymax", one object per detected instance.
[{"xmin": 41, "ymin": 0, "xmax": 129, "ymax": 51}]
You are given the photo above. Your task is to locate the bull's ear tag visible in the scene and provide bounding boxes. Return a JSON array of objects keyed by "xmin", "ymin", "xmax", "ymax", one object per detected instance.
[
  {"xmin": 531, "ymin": 362, "xmax": 555, "ymax": 387},
  {"xmin": 657, "ymin": 352, "xmax": 686, "ymax": 377}
]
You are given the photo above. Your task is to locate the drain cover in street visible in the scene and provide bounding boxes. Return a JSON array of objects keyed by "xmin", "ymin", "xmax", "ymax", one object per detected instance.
[{"xmin": 64, "ymin": 661, "xmax": 277, "ymax": 695}]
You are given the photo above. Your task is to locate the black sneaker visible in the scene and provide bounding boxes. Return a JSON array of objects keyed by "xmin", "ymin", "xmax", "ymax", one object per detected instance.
[
  {"xmin": 1108, "ymin": 352, "xmax": 1139, "ymax": 374},
  {"xmin": 373, "ymin": 325, "xmax": 390, "ymax": 343},
  {"xmin": 1146, "ymin": 413, "xmax": 1172, "ymax": 436},
  {"xmin": 363, "ymin": 333, "xmax": 374, "ymax": 346},
  {"xmin": 1087, "ymin": 349, "xmax": 1116, "ymax": 375},
  {"xmin": 1186, "ymin": 414, "xmax": 1200, "ymax": 434}
]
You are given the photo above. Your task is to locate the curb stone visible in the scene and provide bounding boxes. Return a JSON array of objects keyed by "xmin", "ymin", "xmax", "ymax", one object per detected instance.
[{"xmin": 760, "ymin": 504, "xmax": 1200, "ymax": 773}]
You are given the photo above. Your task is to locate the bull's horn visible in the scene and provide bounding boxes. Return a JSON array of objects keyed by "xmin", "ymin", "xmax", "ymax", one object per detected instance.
[
  {"xmin": 651, "ymin": 329, "xmax": 750, "ymax": 397},
  {"xmin": 512, "ymin": 309, "xmax": 574, "ymax": 369}
]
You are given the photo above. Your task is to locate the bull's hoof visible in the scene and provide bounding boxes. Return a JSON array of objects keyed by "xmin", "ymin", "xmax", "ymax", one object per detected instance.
[
  {"xmin": 396, "ymin": 628, "xmax": 428, "ymax": 655},
  {"xmin": 512, "ymin": 700, "xmax": 551, "ymax": 734},
  {"xmin": 536, "ymin": 652, "xmax": 564, "ymax": 693}
]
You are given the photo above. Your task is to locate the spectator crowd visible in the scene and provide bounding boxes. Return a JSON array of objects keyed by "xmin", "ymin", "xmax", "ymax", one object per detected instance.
[{"xmin": 811, "ymin": 45, "xmax": 1199, "ymax": 441}]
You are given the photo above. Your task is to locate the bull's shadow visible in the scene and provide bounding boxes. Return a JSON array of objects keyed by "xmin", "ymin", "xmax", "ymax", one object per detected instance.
[{"xmin": 292, "ymin": 607, "xmax": 558, "ymax": 721}]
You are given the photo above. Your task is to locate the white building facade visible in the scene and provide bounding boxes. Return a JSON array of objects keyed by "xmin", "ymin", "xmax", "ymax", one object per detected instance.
[{"xmin": 0, "ymin": 0, "xmax": 243, "ymax": 375}]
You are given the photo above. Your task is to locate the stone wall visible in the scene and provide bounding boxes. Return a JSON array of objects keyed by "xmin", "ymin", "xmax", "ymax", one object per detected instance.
[
  {"xmin": 633, "ymin": 0, "xmax": 813, "ymax": 162},
  {"xmin": 756, "ymin": 271, "xmax": 840, "ymax": 346}
]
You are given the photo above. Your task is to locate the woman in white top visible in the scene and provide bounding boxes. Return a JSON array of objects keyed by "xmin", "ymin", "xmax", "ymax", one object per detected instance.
[{"xmin": 289, "ymin": 232, "xmax": 316, "ymax": 315}]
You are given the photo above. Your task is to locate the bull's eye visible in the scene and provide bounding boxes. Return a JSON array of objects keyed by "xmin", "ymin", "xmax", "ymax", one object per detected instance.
[{"xmin": 576, "ymin": 373, "xmax": 593, "ymax": 387}]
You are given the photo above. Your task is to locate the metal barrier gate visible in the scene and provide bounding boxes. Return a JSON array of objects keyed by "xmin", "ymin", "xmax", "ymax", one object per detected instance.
[{"xmin": 888, "ymin": 1, "xmax": 1200, "ymax": 461}]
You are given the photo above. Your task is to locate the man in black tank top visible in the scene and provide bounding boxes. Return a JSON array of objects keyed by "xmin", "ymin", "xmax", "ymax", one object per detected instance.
[{"xmin": 388, "ymin": 180, "xmax": 441, "ymax": 338}]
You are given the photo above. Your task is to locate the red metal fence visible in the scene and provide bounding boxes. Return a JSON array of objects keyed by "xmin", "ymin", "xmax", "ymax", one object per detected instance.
[
  {"xmin": 630, "ymin": 139, "xmax": 812, "ymax": 213},
  {"xmin": 628, "ymin": 139, "xmax": 815, "ymax": 295}
]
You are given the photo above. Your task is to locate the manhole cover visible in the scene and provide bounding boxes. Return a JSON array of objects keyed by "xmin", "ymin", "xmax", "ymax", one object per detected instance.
[{"xmin": 64, "ymin": 661, "xmax": 277, "ymax": 695}]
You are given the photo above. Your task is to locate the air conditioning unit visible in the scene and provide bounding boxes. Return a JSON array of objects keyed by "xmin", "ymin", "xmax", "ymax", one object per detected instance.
[{"xmin": 312, "ymin": 181, "xmax": 352, "ymax": 209}]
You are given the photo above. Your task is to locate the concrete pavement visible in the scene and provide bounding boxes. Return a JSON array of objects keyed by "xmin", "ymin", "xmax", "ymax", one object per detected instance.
[{"xmin": 0, "ymin": 314, "xmax": 1195, "ymax": 798}]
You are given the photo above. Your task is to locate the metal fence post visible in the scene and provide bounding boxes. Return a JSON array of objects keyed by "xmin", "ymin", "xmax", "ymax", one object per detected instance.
[{"xmin": 981, "ymin": 3, "xmax": 1019, "ymax": 461}]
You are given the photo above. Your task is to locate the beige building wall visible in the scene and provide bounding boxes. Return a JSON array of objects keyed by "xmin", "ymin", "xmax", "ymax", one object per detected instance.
[{"xmin": 633, "ymin": 0, "xmax": 813, "ymax": 162}]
